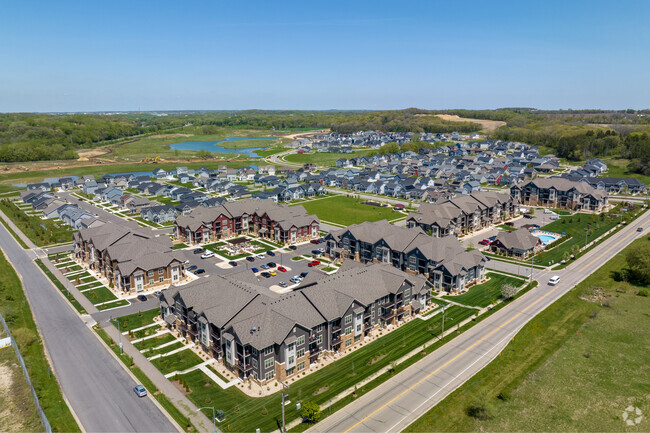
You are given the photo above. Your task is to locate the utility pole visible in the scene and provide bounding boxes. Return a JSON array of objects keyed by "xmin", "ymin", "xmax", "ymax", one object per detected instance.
[
  {"xmin": 118, "ymin": 319, "xmax": 123, "ymax": 355},
  {"xmin": 530, "ymin": 254, "xmax": 534, "ymax": 283},
  {"xmin": 280, "ymin": 382, "xmax": 289, "ymax": 433},
  {"xmin": 440, "ymin": 305, "xmax": 446, "ymax": 340},
  {"xmin": 197, "ymin": 407, "xmax": 217, "ymax": 433}
]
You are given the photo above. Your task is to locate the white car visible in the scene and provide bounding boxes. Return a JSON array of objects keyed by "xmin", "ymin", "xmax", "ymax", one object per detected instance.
[
  {"xmin": 256, "ymin": 254, "xmax": 266, "ymax": 259},
  {"xmin": 548, "ymin": 275, "xmax": 560, "ymax": 286},
  {"xmin": 201, "ymin": 252, "xmax": 215, "ymax": 259},
  {"xmin": 289, "ymin": 276, "xmax": 302, "ymax": 284}
]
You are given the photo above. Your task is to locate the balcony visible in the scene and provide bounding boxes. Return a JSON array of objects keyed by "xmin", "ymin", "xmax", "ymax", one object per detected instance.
[
  {"xmin": 364, "ymin": 322, "xmax": 373, "ymax": 331},
  {"xmin": 235, "ymin": 362, "xmax": 253, "ymax": 373},
  {"xmin": 380, "ymin": 311, "xmax": 396, "ymax": 321},
  {"xmin": 382, "ymin": 300, "xmax": 395, "ymax": 309},
  {"xmin": 309, "ymin": 347, "xmax": 321, "ymax": 358},
  {"xmin": 331, "ymin": 325, "xmax": 341, "ymax": 333},
  {"xmin": 330, "ymin": 337, "xmax": 342, "ymax": 346}
]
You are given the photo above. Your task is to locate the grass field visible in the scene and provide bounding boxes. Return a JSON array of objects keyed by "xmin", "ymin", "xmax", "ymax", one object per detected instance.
[
  {"xmin": 0, "ymin": 251, "xmax": 80, "ymax": 432},
  {"xmin": 406, "ymin": 236, "xmax": 650, "ymax": 433},
  {"xmin": 443, "ymin": 273, "xmax": 527, "ymax": 308},
  {"xmin": 299, "ymin": 195, "xmax": 402, "ymax": 226},
  {"xmin": 134, "ymin": 333, "xmax": 178, "ymax": 352},
  {"xmin": 112, "ymin": 308, "xmax": 160, "ymax": 332},
  {"xmin": 0, "ymin": 345, "xmax": 43, "ymax": 432},
  {"xmin": 179, "ymin": 305, "xmax": 475, "ymax": 432},
  {"xmin": 150, "ymin": 349, "xmax": 204, "ymax": 375},
  {"xmin": 0, "ymin": 199, "xmax": 74, "ymax": 246},
  {"xmin": 602, "ymin": 157, "xmax": 650, "ymax": 185},
  {"xmin": 284, "ymin": 149, "xmax": 375, "ymax": 166}
]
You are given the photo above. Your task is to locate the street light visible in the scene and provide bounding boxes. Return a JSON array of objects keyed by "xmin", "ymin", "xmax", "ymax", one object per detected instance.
[
  {"xmin": 279, "ymin": 381, "xmax": 290, "ymax": 433},
  {"xmin": 440, "ymin": 305, "xmax": 446, "ymax": 340},
  {"xmin": 197, "ymin": 406, "xmax": 217, "ymax": 433}
]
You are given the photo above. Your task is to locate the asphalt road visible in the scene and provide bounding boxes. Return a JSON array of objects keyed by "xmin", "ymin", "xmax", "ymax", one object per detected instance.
[
  {"xmin": 307, "ymin": 210, "xmax": 650, "ymax": 433},
  {"xmin": 0, "ymin": 224, "xmax": 177, "ymax": 432}
]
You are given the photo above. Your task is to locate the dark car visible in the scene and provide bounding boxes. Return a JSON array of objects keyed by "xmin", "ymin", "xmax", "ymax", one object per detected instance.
[
  {"xmin": 523, "ymin": 213, "xmax": 533, "ymax": 219},
  {"xmin": 318, "ymin": 238, "xmax": 325, "ymax": 243},
  {"xmin": 267, "ymin": 262, "xmax": 277, "ymax": 267},
  {"xmin": 137, "ymin": 294, "xmax": 147, "ymax": 302},
  {"xmin": 193, "ymin": 268, "xmax": 205, "ymax": 275},
  {"xmin": 311, "ymin": 249, "xmax": 321, "ymax": 255},
  {"xmin": 187, "ymin": 265, "xmax": 197, "ymax": 271},
  {"xmin": 229, "ymin": 261, "xmax": 238, "ymax": 267},
  {"xmin": 246, "ymin": 256, "xmax": 255, "ymax": 262},
  {"xmin": 310, "ymin": 239, "xmax": 319, "ymax": 244},
  {"xmin": 288, "ymin": 245, "xmax": 297, "ymax": 250},
  {"xmin": 260, "ymin": 272, "xmax": 271, "ymax": 278},
  {"xmin": 193, "ymin": 248, "xmax": 205, "ymax": 254},
  {"xmin": 637, "ymin": 227, "xmax": 644, "ymax": 232},
  {"xmin": 267, "ymin": 251, "xmax": 276, "ymax": 257},
  {"xmin": 251, "ymin": 267, "xmax": 259, "ymax": 273},
  {"xmin": 300, "ymin": 271, "xmax": 309, "ymax": 278},
  {"xmin": 488, "ymin": 235, "xmax": 497, "ymax": 241}
]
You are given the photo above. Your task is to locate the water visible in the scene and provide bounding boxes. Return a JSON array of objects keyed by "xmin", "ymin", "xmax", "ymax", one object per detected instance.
[
  {"xmin": 169, "ymin": 137, "xmax": 279, "ymax": 157},
  {"xmin": 537, "ymin": 235, "xmax": 556, "ymax": 244}
]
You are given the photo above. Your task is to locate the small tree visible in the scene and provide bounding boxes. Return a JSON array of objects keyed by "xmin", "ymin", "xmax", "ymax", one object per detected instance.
[
  {"xmin": 301, "ymin": 401, "xmax": 321, "ymax": 424},
  {"xmin": 501, "ymin": 284, "xmax": 518, "ymax": 300}
]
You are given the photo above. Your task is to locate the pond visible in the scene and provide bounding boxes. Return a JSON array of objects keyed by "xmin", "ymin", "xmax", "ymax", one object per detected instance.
[{"xmin": 168, "ymin": 137, "xmax": 279, "ymax": 157}]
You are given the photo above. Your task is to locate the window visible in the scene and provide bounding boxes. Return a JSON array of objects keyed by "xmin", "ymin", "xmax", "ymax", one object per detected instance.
[
  {"xmin": 159, "ymin": 276, "xmax": 164, "ymax": 283},
  {"xmin": 354, "ymin": 335, "xmax": 361, "ymax": 342},
  {"xmin": 264, "ymin": 346, "xmax": 274, "ymax": 356},
  {"xmin": 344, "ymin": 314, "xmax": 352, "ymax": 325},
  {"xmin": 147, "ymin": 270, "xmax": 154, "ymax": 277},
  {"xmin": 297, "ymin": 362, "xmax": 305, "ymax": 372},
  {"xmin": 356, "ymin": 324, "xmax": 361, "ymax": 333},
  {"xmin": 149, "ymin": 279, "xmax": 154, "ymax": 285},
  {"xmin": 316, "ymin": 335, "xmax": 322, "ymax": 345},
  {"xmin": 158, "ymin": 267, "xmax": 164, "ymax": 275},
  {"xmin": 251, "ymin": 348, "xmax": 258, "ymax": 356},
  {"xmin": 288, "ymin": 356, "xmax": 294, "ymax": 365},
  {"xmin": 297, "ymin": 335, "xmax": 305, "ymax": 346},
  {"xmin": 314, "ymin": 324, "xmax": 323, "ymax": 333},
  {"xmin": 345, "ymin": 339, "xmax": 352, "ymax": 347},
  {"xmin": 404, "ymin": 288, "xmax": 411, "ymax": 298},
  {"xmin": 265, "ymin": 371, "xmax": 274, "ymax": 381},
  {"xmin": 345, "ymin": 326, "xmax": 352, "ymax": 335},
  {"xmin": 296, "ymin": 348, "xmax": 305, "ymax": 358},
  {"xmin": 264, "ymin": 358, "xmax": 274, "ymax": 369},
  {"xmin": 252, "ymin": 358, "xmax": 258, "ymax": 369}
]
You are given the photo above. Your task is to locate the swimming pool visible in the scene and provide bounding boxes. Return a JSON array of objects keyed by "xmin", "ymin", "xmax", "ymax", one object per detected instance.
[
  {"xmin": 537, "ymin": 235, "xmax": 556, "ymax": 243},
  {"xmin": 531, "ymin": 230, "xmax": 562, "ymax": 245}
]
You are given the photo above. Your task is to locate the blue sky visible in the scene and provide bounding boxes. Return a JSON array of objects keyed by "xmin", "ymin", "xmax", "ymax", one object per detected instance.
[{"xmin": 1, "ymin": 0, "xmax": 648, "ymax": 112}]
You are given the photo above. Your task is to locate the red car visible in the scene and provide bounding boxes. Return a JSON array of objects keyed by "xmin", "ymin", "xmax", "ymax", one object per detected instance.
[
  {"xmin": 478, "ymin": 239, "xmax": 491, "ymax": 245},
  {"xmin": 310, "ymin": 239, "xmax": 320, "ymax": 244},
  {"xmin": 277, "ymin": 266, "xmax": 287, "ymax": 272},
  {"xmin": 308, "ymin": 260, "xmax": 321, "ymax": 267}
]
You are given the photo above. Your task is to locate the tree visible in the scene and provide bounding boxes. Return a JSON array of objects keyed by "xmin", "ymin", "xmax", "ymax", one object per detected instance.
[
  {"xmin": 625, "ymin": 242, "xmax": 650, "ymax": 284},
  {"xmin": 301, "ymin": 401, "xmax": 321, "ymax": 424},
  {"xmin": 501, "ymin": 284, "xmax": 518, "ymax": 300}
]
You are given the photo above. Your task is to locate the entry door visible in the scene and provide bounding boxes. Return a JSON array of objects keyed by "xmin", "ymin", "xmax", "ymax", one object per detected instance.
[{"xmin": 135, "ymin": 275, "xmax": 144, "ymax": 292}]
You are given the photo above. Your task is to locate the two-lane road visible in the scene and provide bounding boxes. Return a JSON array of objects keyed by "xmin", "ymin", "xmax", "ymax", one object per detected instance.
[
  {"xmin": 308, "ymin": 211, "xmax": 650, "ymax": 433},
  {"xmin": 0, "ymin": 223, "xmax": 177, "ymax": 432}
]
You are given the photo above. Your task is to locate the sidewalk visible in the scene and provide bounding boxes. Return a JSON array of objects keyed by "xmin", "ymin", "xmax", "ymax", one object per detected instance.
[{"xmin": 100, "ymin": 321, "xmax": 213, "ymax": 432}]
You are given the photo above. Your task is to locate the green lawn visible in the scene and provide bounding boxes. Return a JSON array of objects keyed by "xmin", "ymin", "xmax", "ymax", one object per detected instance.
[
  {"xmin": 96, "ymin": 299, "xmax": 130, "ymax": 310},
  {"xmin": 0, "ymin": 199, "xmax": 74, "ymax": 246},
  {"xmin": 112, "ymin": 308, "xmax": 160, "ymax": 332},
  {"xmin": 0, "ymin": 249, "xmax": 80, "ymax": 432},
  {"xmin": 284, "ymin": 150, "xmax": 375, "ymax": 167},
  {"xmin": 0, "ymin": 215, "xmax": 29, "ymax": 248},
  {"xmin": 134, "ymin": 333, "xmax": 178, "ymax": 352},
  {"xmin": 81, "ymin": 286, "xmax": 118, "ymax": 305},
  {"xmin": 146, "ymin": 341, "xmax": 185, "ymax": 357},
  {"xmin": 151, "ymin": 349, "xmax": 204, "ymax": 375},
  {"xmin": 602, "ymin": 156, "xmax": 650, "ymax": 185},
  {"xmin": 179, "ymin": 305, "xmax": 475, "ymax": 432},
  {"xmin": 299, "ymin": 195, "xmax": 402, "ymax": 226},
  {"xmin": 406, "ymin": 236, "xmax": 650, "ymax": 433},
  {"xmin": 254, "ymin": 147, "xmax": 290, "ymax": 157},
  {"xmin": 172, "ymin": 242, "xmax": 189, "ymax": 250},
  {"xmin": 443, "ymin": 273, "xmax": 526, "ymax": 308}
]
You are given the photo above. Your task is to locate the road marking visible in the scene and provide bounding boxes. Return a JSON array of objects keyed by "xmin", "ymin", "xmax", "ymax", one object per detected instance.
[{"xmin": 343, "ymin": 281, "xmax": 562, "ymax": 433}]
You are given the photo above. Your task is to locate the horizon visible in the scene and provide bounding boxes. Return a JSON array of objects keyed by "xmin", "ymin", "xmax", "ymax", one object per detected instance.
[{"xmin": 2, "ymin": 0, "xmax": 649, "ymax": 112}]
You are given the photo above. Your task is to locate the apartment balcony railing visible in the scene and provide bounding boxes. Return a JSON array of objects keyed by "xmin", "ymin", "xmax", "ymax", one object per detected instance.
[
  {"xmin": 330, "ymin": 337, "xmax": 342, "ymax": 346},
  {"xmin": 235, "ymin": 362, "xmax": 253, "ymax": 373},
  {"xmin": 380, "ymin": 310, "xmax": 396, "ymax": 321}
]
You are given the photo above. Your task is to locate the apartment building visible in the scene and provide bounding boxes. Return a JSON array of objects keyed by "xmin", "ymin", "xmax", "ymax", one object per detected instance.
[
  {"xmin": 510, "ymin": 178, "xmax": 608, "ymax": 211},
  {"xmin": 159, "ymin": 261, "xmax": 431, "ymax": 385},
  {"xmin": 324, "ymin": 220, "xmax": 486, "ymax": 292},
  {"xmin": 405, "ymin": 191, "xmax": 518, "ymax": 237},
  {"xmin": 174, "ymin": 199, "xmax": 320, "ymax": 245},
  {"xmin": 73, "ymin": 222, "xmax": 186, "ymax": 293}
]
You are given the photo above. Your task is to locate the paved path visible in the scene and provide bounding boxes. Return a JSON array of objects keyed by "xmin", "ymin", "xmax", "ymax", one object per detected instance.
[
  {"xmin": 307, "ymin": 210, "xmax": 650, "ymax": 433},
  {"xmin": 0, "ymin": 212, "xmax": 178, "ymax": 433}
]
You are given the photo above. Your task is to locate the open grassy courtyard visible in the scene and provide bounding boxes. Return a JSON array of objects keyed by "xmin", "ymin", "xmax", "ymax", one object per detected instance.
[
  {"xmin": 299, "ymin": 195, "xmax": 403, "ymax": 226},
  {"xmin": 284, "ymin": 149, "xmax": 375, "ymax": 167},
  {"xmin": 406, "ymin": 236, "xmax": 650, "ymax": 433},
  {"xmin": 443, "ymin": 273, "xmax": 527, "ymax": 308}
]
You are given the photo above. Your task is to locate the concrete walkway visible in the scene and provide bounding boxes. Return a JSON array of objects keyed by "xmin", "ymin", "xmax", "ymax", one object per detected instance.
[{"xmin": 199, "ymin": 364, "xmax": 238, "ymax": 389}]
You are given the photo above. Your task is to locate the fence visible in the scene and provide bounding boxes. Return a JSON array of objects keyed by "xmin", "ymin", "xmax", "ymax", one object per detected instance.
[{"xmin": 0, "ymin": 311, "xmax": 52, "ymax": 433}]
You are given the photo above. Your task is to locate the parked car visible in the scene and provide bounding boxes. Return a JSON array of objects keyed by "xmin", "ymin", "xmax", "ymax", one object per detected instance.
[
  {"xmin": 260, "ymin": 272, "xmax": 271, "ymax": 278},
  {"xmin": 187, "ymin": 265, "xmax": 197, "ymax": 271},
  {"xmin": 267, "ymin": 251, "xmax": 276, "ymax": 257},
  {"xmin": 228, "ymin": 261, "xmax": 238, "ymax": 267},
  {"xmin": 256, "ymin": 254, "xmax": 266, "ymax": 259},
  {"xmin": 548, "ymin": 275, "xmax": 560, "ymax": 285},
  {"xmin": 318, "ymin": 238, "xmax": 325, "ymax": 243},
  {"xmin": 251, "ymin": 267, "xmax": 259, "ymax": 273},
  {"xmin": 524, "ymin": 214, "xmax": 533, "ymax": 219},
  {"xmin": 277, "ymin": 266, "xmax": 287, "ymax": 272},
  {"xmin": 310, "ymin": 239, "xmax": 320, "ymax": 244},
  {"xmin": 299, "ymin": 271, "xmax": 309, "ymax": 278},
  {"xmin": 478, "ymin": 239, "xmax": 491, "ymax": 246},
  {"xmin": 288, "ymin": 245, "xmax": 297, "ymax": 250},
  {"xmin": 488, "ymin": 235, "xmax": 497, "ymax": 241},
  {"xmin": 246, "ymin": 256, "xmax": 255, "ymax": 262},
  {"xmin": 311, "ymin": 249, "xmax": 322, "ymax": 255},
  {"xmin": 505, "ymin": 222, "xmax": 515, "ymax": 226},
  {"xmin": 133, "ymin": 385, "xmax": 147, "ymax": 397},
  {"xmin": 137, "ymin": 295, "xmax": 147, "ymax": 302},
  {"xmin": 269, "ymin": 270, "xmax": 277, "ymax": 276},
  {"xmin": 193, "ymin": 268, "xmax": 205, "ymax": 275},
  {"xmin": 153, "ymin": 291, "xmax": 162, "ymax": 298},
  {"xmin": 261, "ymin": 264, "xmax": 270, "ymax": 269},
  {"xmin": 193, "ymin": 248, "xmax": 205, "ymax": 254},
  {"xmin": 308, "ymin": 260, "xmax": 320, "ymax": 267},
  {"xmin": 278, "ymin": 281, "xmax": 287, "ymax": 288},
  {"xmin": 318, "ymin": 247, "xmax": 325, "ymax": 253},
  {"xmin": 289, "ymin": 276, "xmax": 301, "ymax": 283},
  {"xmin": 201, "ymin": 252, "xmax": 215, "ymax": 259},
  {"xmin": 183, "ymin": 259, "xmax": 190, "ymax": 264}
]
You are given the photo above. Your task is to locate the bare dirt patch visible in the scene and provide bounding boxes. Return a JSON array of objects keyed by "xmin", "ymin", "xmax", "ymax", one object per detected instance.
[
  {"xmin": 0, "ymin": 358, "xmax": 42, "ymax": 432},
  {"xmin": 425, "ymin": 114, "xmax": 506, "ymax": 132},
  {"xmin": 77, "ymin": 148, "xmax": 109, "ymax": 161},
  {"xmin": 312, "ymin": 385, "xmax": 330, "ymax": 396}
]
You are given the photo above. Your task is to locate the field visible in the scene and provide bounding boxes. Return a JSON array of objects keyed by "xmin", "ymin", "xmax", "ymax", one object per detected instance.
[
  {"xmin": 406, "ymin": 236, "xmax": 650, "ymax": 433},
  {"xmin": 283, "ymin": 149, "xmax": 375, "ymax": 166},
  {"xmin": 112, "ymin": 308, "xmax": 160, "ymax": 332},
  {"xmin": 0, "ymin": 344, "xmax": 43, "ymax": 432},
  {"xmin": 298, "ymin": 195, "xmax": 403, "ymax": 226},
  {"xmin": 0, "ymin": 250, "xmax": 80, "ymax": 431},
  {"xmin": 433, "ymin": 114, "xmax": 506, "ymax": 132},
  {"xmin": 0, "ymin": 199, "xmax": 74, "ymax": 246},
  {"xmin": 443, "ymin": 273, "xmax": 526, "ymax": 308},
  {"xmin": 178, "ymin": 305, "xmax": 474, "ymax": 432},
  {"xmin": 602, "ymin": 157, "xmax": 650, "ymax": 185}
]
